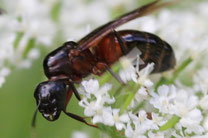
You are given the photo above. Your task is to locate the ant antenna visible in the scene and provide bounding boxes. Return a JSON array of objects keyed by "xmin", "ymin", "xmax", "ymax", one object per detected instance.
[{"xmin": 31, "ymin": 102, "xmax": 40, "ymax": 127}]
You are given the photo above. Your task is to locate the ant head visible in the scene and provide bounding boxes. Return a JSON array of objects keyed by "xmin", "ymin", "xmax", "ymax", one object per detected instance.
[{"xmin": 34, "ymin": 80, "xmax": 68, "ymax": 122}]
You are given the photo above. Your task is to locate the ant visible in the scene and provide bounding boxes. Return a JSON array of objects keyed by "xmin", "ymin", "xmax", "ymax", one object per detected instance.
[{"xmin": 32, "ymin": 0, "xmax": 176, "ymax": 128}]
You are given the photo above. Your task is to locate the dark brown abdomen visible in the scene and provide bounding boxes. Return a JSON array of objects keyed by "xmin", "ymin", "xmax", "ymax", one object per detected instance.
[{"xmin": 94, "ymin": 30, "xmax": 176, "ymax": 73}]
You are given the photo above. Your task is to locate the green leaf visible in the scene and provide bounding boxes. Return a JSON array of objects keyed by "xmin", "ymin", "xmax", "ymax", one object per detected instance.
[
  {"xmin": 17, "ymin": 16, "xmax": 23, "ymax": 22},
  {"xmin": 13, "ymin": 32, "xmax": 24, "ymax": 49},
  {"xmin": 23, "ymin": 38, "xmax": 36, "ymax": 58},
  {"xmin": 159, "ymin": 115, "xmax": 180, "ymax": 131},
  {"xmin": 51, "ymin": 1, "xmax": 62, "ymax": 22}
]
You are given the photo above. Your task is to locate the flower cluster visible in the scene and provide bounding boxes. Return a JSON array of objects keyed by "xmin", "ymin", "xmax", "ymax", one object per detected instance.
[
  {"xmin": 1, "ymin": 0, "xmax": 208, "ymax": 137},
  {"xmin": 79, "ymin": 79, "xmax": 129, "ymax": 130},
  {"xmin": 79, "ymin": 58, "xmax": 207, "ymax": 137},
  {"xmin": 77, "ymin": 1, "xmax": 208, "ymax": 138},
  {"xmin": 0, "ymin": 0, "xmax": 58, "ymax": 87}
]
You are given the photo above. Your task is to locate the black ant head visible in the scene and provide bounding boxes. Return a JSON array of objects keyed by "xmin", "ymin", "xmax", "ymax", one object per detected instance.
[{"xmin": 34, "ymin": 80, "xmax": 68, "ymax": 122}]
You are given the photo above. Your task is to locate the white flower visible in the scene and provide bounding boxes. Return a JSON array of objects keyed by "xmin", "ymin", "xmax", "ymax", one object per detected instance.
[
  {"xmin": 0, "ymin": 77, "xmax": 6, "ymax": 88},
  {"xmin": 179, "ymin": 109, "xmax": 204, "ymax": 135},
  {"xmin": 0, "ymin": 68, "xmax": 10, "ymax": 77},
  {"xmin": 27, "ymin": 48, "xmax": 40, "ymax": 60},
  {"xmin": 79, "ymin": 95, "xmax": 108, "ymax": 116},
  {"xmin": 203, "ymin": 116, "xmax": 208, "ymax": 132},
  {"xmin": 200, "ymin": 95, "xmax": 208, "ymax": 111},
  {"xmin": 151, "ymin": 85, "xmax": 203, "ymax": 135},
  {"xmin": 173, "ymin": 89, "xmax": 199, "ymax": 117},
  {"xmin": 171, "ymin": 88, "xmax": 203, "ymax": 134},
  {"xmin": 194, "ymin": 68, "xmax": 208, "ymax": 95},
  {"xmin": 125, "ymin": 122, "xmax": 147, "ymax": 138},
  {"xmin": 129, "ymin": 86, "xmax": 149, "ymax": 109},
  {"xmin": 119, "ymin": 65, "xmax": 136, "ymax": 84},
  {"xmin": 0, "ymin": 0, "xmax": 59, "ymax": 87},
  {"xmin": 112, "ymin": 109, "xmax": 130, "ymax": 130},
  {"xmin": 0, "ymin": 68, "xmax": 11, "ymax": 87},
  {"xmin": 171, "ymin": 130, "xmax": 184, "ymax": 138},
  {"xmin": 79, "ymin": 79, "xmax": 116, "ymax": 126},
  {"xmin": 151, "ymin": 112, "xmax": 166, "ymax": 128},
  {"xmin": 93, "ymin": 106, "xmax": 114, "ymax": 126},
  {"xmin": 127, "ymin": 111, "xmax": 158, "ymax": 136},
  {"xmin": 80, "ymin": 79, "xmax": 113, "ymax": 102},
  {"xmin": 136, "ymin": 86, "xmax": 149, "ymax": 100},
  {"xmin": 125, "ymin": 112, "xmax": 157, "ymax": 138},
  {"xmin": 81, "ymin": 79, "xmax": 100, "ymax": 98},
  {"xmin": 79, "ymin": 97, "xmax": 114, "ymax": 126},
  {"xmin": 71, "ymin": 131, "xmax": 89, "ymax": 138},
  {"xmin": 148, "ymin": 131, "xmax": 165, "ymax": 138},
  {"xmin": 135, "ymin": 63, "xmax": 154, "ymax": 87},
  {"xmin": 150, "ymin": 85, "xmax": 176, "ymax": 114},
  {"xmin": 119, "ymin": 56, "xmax": 137, "ymax": 83},
  {"xmin": 119, "ymin": 54, "xmax": 153, "ymax": 87},
  {"xmin": 192, "ymin": 133, "xmax": 208, "ymax": 138}
]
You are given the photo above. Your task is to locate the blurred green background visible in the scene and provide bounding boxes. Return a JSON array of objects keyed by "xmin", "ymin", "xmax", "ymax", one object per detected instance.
[{"xmin": 0, "ymin": 0, "xmax": 204, "ymax": 138}]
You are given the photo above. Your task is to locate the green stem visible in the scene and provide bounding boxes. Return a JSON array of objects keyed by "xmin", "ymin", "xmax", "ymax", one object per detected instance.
[
  {"xmin": 98, "ymin": 124, "xmax": 125, "ymax": 138},
  {"xmin": 120, "ymin": 84, "xmax": 141, "ymax": 114},
  {"xmin": 155, "ymin": 57, "xmax": 193, "ymax": 91},
  {"xmin": 99, "ymin": 72, "xmax": 112, "ymax": 86},
  {"xmin": 169, "ymin": 57, "xmax": 193, "ymax": 83},
  {"xmin": 158, "ymin": 115, "xmax": 180, "ymax": 131},
  {"xmin": 132, "ymin": 101, "xmax": 145, "ymax": 113},
  {"xmin": 154, "ymin": 76, "xmax": 168, "ymax": 92}
]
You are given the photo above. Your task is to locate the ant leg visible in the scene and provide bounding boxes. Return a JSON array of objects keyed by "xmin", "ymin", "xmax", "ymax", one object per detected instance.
[
  {"xmin": 69, "ymin": 82, "xmax": 81, "ymax": 101},
  {"xmin": 63, "ymin": 110, "xmax": 98, "ymax": 128},
  {"xmin": 92, "ymin": 62, "xmax": 125, "ymax": 85},
  {"xmin": 107, "ymin": 30, "xmax": 126, "ymax": 84},
  {"xmin": 113, "ymin": 30, "xmax": 127, "ymax": 55},
  {"xmin": 92, "ymin": 30, "xmax": 126, "ymax": 85},
  {"xmin": 106, "ymin": 66, "xmax": 125, "ymax": 85}
]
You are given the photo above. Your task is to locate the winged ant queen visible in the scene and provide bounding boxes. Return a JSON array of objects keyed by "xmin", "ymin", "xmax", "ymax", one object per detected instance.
[{"xmin": 32, "ymin": 0, "xmax": 177, "ymax": 128}]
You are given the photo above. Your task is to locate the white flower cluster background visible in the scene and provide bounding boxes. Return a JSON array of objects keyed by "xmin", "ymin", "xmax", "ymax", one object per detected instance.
[
  {"xmin": 0, "ymin": 0, "xmax": 208, "ymax": 138},
  {"xmin": 77, "ymin": 1, "xmax": 208, "ymax": 137}
]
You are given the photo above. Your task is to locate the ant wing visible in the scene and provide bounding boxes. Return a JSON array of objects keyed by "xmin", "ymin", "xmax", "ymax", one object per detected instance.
[{"xmin": 77, "ymin": 0, "xmax": 177, "ymax": 52}]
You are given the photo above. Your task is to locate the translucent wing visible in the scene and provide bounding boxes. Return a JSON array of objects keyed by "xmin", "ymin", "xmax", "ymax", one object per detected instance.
[{"xmin": 77, "ymin": 0, "xmax": 177, "ymax": 51}]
